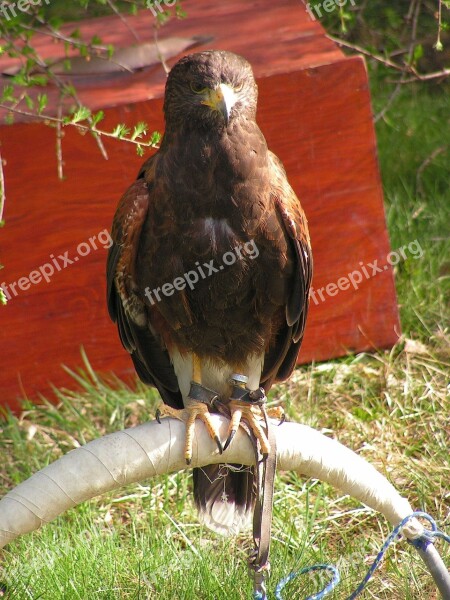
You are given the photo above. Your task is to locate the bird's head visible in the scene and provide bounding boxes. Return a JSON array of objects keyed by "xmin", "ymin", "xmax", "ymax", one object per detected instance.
[{"xmin": 163, "ymin": 50, "xmax": 258, "ymax": 131}]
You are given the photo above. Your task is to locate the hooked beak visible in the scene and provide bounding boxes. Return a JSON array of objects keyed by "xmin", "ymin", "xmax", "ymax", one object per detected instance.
[{"xmin": 201, "ymin": 83, "xmax": 237, "ymax": 125}]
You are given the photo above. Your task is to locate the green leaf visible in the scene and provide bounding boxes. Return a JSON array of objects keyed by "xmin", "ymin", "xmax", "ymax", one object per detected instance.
[
  {"xmin": 79, "ymin": 45, "xmax": 89, "ymax": 58},
  {"xmin": 111, "ymin": 124, "xmax": 130, "ymax": 139},
  {"xmin": 48, "ymin": 17, "xmax": 63, "ymax": 30},
  {"xmin": 0, "ymin": 287, "xmax": 7, "ymax": 306},
  {"xmin": 62, "ymin": 83, "xmax": 77, "ymax": 97},
  {"xmin": 25, "ymin": 95, "xmax": 34, "ymax": 110},
  {"xmin": 21, "ymin": 45, "xmax": 35, "ymax": 57},
  {"xmin": 28, "ymin": 75, "xmax": 49, "ymax": 87},
  {"xmin": 131, "ymin": 121, "xmax": 148, "ymax": 141},
  {"xmin": 10, "ymin": 73, "xmax": 28, "ymax": 87},
  {"xmin": 413, "ymin": 43, "xmax": 423, "ymax": 62},
  {"xmin": 1, "ymin": 85, "xmax": 15, "ymax": 103},
  {"xmin": 150, "ymin": 131, "xmax": 161, "ymax": 146},
  {"xmin": 92, "ymin": 110, "xmax": 105, "ymax": 126},
  {"xmin": 37, "ymin": 93, "xmax": 48, "ymax": 115},
  {"xmin": 70, "ymin": 106, "xmax": 92, "ymax": 124}
]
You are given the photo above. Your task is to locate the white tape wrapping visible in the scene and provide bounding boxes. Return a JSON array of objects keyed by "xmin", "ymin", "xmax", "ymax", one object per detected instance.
[{"xmin": 0, "ymin": 417, "xmax": 423, "ymax": 549}]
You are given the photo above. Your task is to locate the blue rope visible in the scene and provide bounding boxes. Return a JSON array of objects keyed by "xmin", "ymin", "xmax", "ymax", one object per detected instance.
[
  {"xmin": 275, "ymin": 565, "xmax": 339, "ymax": 600},
  {"xmin": 266, "ymin": 512, "xmax": 449, "ymax": 600}
]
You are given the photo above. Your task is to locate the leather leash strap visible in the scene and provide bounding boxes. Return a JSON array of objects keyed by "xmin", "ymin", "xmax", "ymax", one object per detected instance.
[
  {"xmin": 211, "ymin": 379, "xmax": 278, "ymax": 599},
  {"xmin": 249, "ymin": 411, "xmax": 277, "ymax": 599}
]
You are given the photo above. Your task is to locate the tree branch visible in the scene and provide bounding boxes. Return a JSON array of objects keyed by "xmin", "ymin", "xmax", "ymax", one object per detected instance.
[
  {"xmin": 0, "ymin": 147, "xmax": 5, "ymax": 225},
  {"xmin": 105, "ymin": 0, "xmax": 141, "ymax": 42},
  {"xmin": 0, "ymin": 104, "xmax": 160, "ymax": 151}
]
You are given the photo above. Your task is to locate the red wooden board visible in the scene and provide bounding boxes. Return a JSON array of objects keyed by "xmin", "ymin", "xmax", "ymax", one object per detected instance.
[{"xmin": 0, "ymin": 0, "xmax": 400, "ymax": 411}]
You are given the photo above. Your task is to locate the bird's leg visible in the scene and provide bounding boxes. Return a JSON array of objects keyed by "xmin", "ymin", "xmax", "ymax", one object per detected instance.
[
  {"xmin": 156, "ymin": 355, "xmax": 223, "ymax": 465},
  {"xmin": 224, "ymin": 375, "xmax": 285, "ymax": 457}
]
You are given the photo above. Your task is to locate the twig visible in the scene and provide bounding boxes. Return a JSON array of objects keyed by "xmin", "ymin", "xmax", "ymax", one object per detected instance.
[
  {"xmin": 406, "ymin": 0, "xmax": 421, "ymax": 65},
  {"xmin": 375, "ymin": 0, "xmax": 421, "ymax": 123},
  {"xmin": 153, "ymin": 25, "xmax": 170, "ymax": 75},
  {"xmin": 326, "ymin": 35, "xmax": 408, "ymax": 73},
  {"xmin": 405, "ymin": 0, "xmax": 418, "ymax": 23},
  {"xmin": 374, "ymin": 78, "xmax": 405, "ymax": 123},
  {"xmin": 435, "ymin": 0, "xmax": 443, "ymax": 51},
  {"xmin": 328, "ymin": 32, "xmax": 450, "ymax": 83},
  {"xmin": 416, "ymin": 145, "xmax": 447, "ymax": 198},
  {"xmin": 24, "ymin": 20, "xmax": 110, "ymax": 53},
  {"xmin": 0, "ymin": 104, "xmax": 160, "ymax": 150},
  {"xmin": 18, "ymin": 24, "xmax": 135, "ymax": 75},
  {"xmin": 0, "ymin": 147, "xmax": 5, "ymax": 224},
  {"xmin": 13, "ymin": 32, "xmax": 109, "ymax": 160},
  {"xmin": 398, "ymin": 68, "xmax": 450, "ymax": 83},
  {"xmin": 106, "ymin": 0, "xmax": 141, "ymax": 42},
  {"xmin": 56, "ymin": 97, "xmax": 64, "ymax": 181}
]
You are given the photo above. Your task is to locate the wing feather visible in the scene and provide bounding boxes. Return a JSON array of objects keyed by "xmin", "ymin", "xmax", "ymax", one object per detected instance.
[
  {"xmin": 262, "ymin": 152, "xmax": 313, "ymax": 386},
  {"xmin": 106, "ymin": 159, "xmax": 182, "ymax": 408}
]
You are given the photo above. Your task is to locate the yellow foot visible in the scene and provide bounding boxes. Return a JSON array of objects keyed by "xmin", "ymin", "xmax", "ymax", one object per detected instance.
[
  {"xmin": 156, "ymin": 400, "xmax": 223, "ymax": 465},
  {"xmin": 223, "ymin": 399, "xmax": 285, "ymax": 456}
]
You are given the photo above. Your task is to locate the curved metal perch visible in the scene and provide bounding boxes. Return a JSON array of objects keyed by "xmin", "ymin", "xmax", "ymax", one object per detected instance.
[{"xmin": 0, "ymin": 416, "xmax": 424, "ymax": 548}]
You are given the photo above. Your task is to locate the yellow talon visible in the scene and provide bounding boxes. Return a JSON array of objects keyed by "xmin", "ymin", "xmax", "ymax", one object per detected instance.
[
  {"xmin": 224, "ymin": 400, "xmax": 272, "ymax": 456},
  {"xmin": 156, "ymin": 400, "xmax": 223, "ymax": 465}
]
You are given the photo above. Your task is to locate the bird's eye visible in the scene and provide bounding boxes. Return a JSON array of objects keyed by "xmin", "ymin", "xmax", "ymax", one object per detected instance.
[
  {"xmin": 190, "ymin": 81, "xmax": 208, "ymax": 94},
  {"xmin": 234, "ymin": 82, "xmax": 244, "ymax": 92}
]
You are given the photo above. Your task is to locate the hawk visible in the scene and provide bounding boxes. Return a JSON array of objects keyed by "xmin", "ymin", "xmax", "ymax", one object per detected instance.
[{"xmin": 107, "ymin": 50, "xmax": 312, "ymax": 535}]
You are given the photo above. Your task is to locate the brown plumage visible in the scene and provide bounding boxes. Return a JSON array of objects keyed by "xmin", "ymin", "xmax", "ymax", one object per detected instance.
[{"xmin": 107, "ymin": 50, "xmax": 312, "ymax": 535}]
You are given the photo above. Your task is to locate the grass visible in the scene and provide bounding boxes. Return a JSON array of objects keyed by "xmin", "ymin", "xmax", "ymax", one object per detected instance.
[
  {"xmin": 372, "ymin": 81, "xmax": 450, "ymax": 342},
  {"xmin": 1, "ymin": 37, "xmax": 449, "ymax": 600}
]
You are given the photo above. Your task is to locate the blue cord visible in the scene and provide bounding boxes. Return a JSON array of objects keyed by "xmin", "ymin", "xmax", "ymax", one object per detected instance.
[
  {"xmin": 272, "ymin": 512, "xmax": 449, "ymax": 600},
  {"xmin": 275, "ymin": 565, "xmax": 339, "ymax": 600}
]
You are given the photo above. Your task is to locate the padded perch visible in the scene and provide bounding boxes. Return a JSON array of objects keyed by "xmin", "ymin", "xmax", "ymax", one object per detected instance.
[{"xmin": 0, "ymin": 416, "xmax": 424, "ymax": 549}]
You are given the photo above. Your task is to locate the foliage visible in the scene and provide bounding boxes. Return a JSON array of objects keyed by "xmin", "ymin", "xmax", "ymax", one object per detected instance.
[
  {"xmin": 0, "ymin": 0, "xmax": 181, "ymax": 160},
  {"xmin": 308, "ymin": 0, "xmax": 450, "ymax": 74}
]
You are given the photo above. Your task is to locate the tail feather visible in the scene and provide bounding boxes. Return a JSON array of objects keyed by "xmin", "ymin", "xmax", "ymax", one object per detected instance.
[{"xmin": 193, "ymin": 464, "xmax": 257, "ymax": 536}]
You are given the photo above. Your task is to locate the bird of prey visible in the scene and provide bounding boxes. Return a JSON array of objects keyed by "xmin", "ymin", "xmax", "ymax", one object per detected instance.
[{"xmin": 107, "ymin": 50, "xmax": 312, "ymax": 535}]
